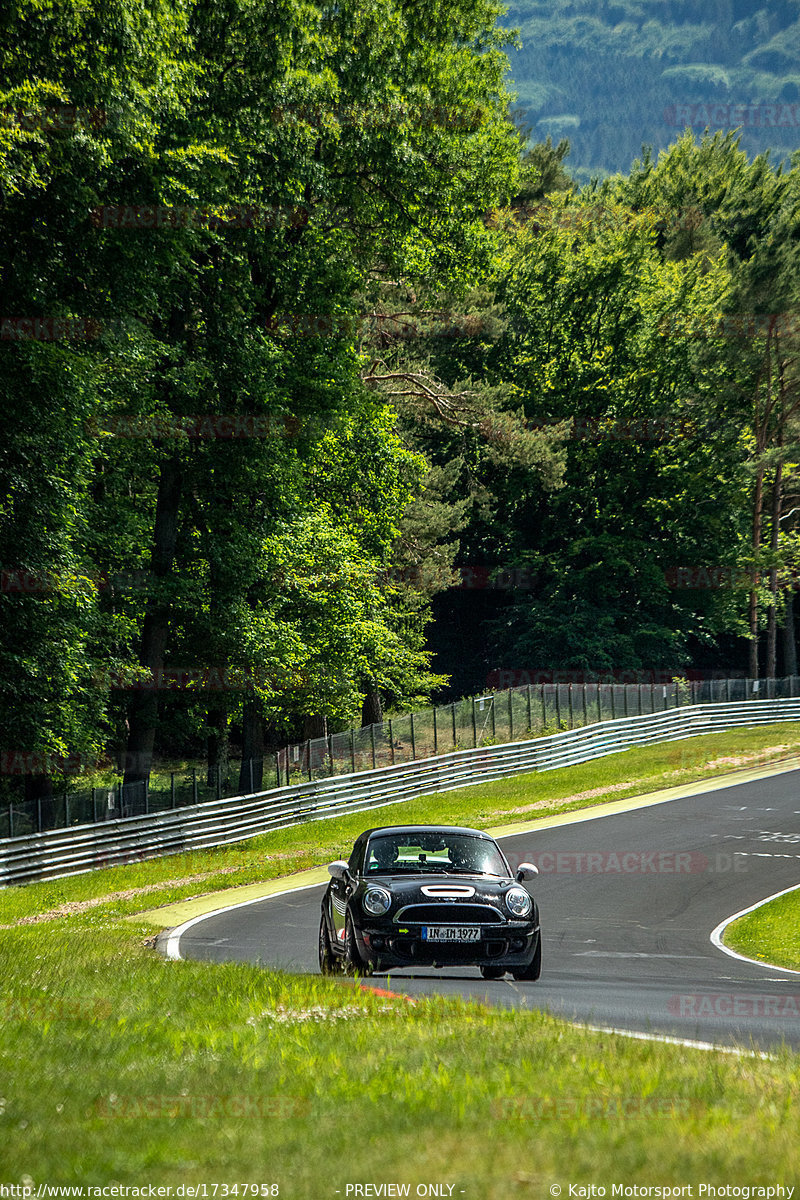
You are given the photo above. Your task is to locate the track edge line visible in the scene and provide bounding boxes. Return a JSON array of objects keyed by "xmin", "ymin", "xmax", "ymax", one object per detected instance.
[{"xmin": 709, "ymin": 882, "xmax": 800, "ymax": 976}]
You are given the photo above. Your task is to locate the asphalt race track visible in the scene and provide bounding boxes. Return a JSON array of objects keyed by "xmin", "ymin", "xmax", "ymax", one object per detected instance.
[{"xmin": 172, "ymin": 772, "xmax": 800, "ymax": 1052}]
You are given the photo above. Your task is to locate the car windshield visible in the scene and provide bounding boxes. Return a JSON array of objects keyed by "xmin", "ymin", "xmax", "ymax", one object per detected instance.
[{"xmin": 364, "ymin": 833, "xmax": 508, "ymax": 877}]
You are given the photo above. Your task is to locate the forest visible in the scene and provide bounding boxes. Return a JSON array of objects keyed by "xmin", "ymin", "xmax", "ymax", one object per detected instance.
[
  {"xmin": 505, "ymin": 0, "xmax": 800, "ymax": 178},
  {"xmin": 2, "ymin": 0, "xmax": 800, "ymax": 807}
]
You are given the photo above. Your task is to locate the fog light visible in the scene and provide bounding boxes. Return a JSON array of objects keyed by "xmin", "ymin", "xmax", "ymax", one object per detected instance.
[
  {"xmin": 371, "ymin": 936, "xmax": 385, "ymax": 950},
  {"xmin": 511, "ymin": 937, "xmax": 526, "ymax": 951}
]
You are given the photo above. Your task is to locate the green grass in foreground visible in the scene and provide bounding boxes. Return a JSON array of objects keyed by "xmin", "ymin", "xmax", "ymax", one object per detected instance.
[
  {"xmin": 2, "ymin": 724, "xmax": 800, "ymax": 1190},
  {"xmin": 1, "ymin": 922, "xmax": 799, "ymax": 1191},
  {"xmin": 725, "ymin": 887, "xmax": 800, "ymax": 972},
  {"xmin": 3, "ymin": 721, "xmax": 800, "ymax": 924}
]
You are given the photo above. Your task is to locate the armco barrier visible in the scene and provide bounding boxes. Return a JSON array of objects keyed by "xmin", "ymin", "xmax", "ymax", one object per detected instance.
[{"xmin": 2, "ymin": 699, "xmax": 799, "ymax": 885}]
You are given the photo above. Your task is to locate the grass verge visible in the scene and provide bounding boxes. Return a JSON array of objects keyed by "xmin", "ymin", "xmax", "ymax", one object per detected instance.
[
  {"xmin": 724, "ymin": 887, "xmax": 800, "ymax": 972},
  {"xmin": 2, "ymin": 724, "xmax": 800, "ymax": 1191},
  {"xmin": 2, "ymin": 921, "xmax": 800, "ymax": 1192}
]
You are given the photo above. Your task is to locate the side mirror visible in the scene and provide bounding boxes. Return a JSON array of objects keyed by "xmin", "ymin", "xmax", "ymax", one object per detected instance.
[
  {"xmin": 328, "ymin": 860, "xmax": 350, "ymax": 881},
  {"xmin": 516, "ymin": 862, "xmax": 539, "ymax": 882}
]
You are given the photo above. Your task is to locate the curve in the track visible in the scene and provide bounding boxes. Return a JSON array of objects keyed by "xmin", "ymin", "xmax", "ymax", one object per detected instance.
[{"xmin": 169, "ymin": 771, "xmax": 800, "ymax": 1053}]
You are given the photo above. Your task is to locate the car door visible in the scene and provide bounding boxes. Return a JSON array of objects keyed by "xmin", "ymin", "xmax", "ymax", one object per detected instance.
[{"xmin": 329, "ymin": 834, "xmax": 366, "ymax": 945}]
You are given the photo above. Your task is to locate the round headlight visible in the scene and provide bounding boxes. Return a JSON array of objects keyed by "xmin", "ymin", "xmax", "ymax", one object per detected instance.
[
  {"xmin": 505, "ymin": 886, "xmax": 532, "ymax": 917},
  {"xmin": 363, "ymin": 887, "xmax": 392, "ymax": 916}
]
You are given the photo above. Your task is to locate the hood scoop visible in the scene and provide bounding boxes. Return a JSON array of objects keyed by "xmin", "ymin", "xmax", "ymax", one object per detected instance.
[{"xmin": 420, "ymin": 884, "xmax": 476, "ymax": 899}]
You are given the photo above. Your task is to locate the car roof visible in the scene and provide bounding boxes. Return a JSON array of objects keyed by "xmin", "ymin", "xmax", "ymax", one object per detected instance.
[{"xmin": 360, "ymin": 825, "xmax": 495, "ymax": 840}]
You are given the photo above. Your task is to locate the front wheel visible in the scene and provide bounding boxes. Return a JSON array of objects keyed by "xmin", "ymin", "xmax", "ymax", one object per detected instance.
[
  {"xmin": 512, "ymin": 935, "xmax": 541, "ymax": 982},
  {"xmin": 319, "ymin": 912, "xmax": 339, "ymax": 975},
  {"xmin": 343, "ymin": 913, "xmax": 373, "ymax": 976}
]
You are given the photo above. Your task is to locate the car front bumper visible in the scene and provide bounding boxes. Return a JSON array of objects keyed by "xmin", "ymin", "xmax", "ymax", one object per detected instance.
[{"xmin": 357, "ymin": 923, "xmax": 540, "ymax": 969}]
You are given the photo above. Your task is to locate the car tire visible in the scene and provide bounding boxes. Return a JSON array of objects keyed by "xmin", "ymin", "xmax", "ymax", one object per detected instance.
[
  {"xmin": 343, "ymin": 913, "xmax": 373, "ymax": 976},
  {"xmin": 318, "ymin": 911, "xmax": 339, "ymax": 975},
  {"xmin": 480, "ymin": 965, "xmax": 506, "ymax": 980},
  {"xmin": 512, "ymin": 934, "xmax": 542, "ymax": 981}
]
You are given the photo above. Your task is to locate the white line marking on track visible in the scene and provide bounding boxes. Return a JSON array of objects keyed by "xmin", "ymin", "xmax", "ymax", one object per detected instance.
[
  {"xmin": 709, "ymin": 882, "xmax": 800, "ymax": 976},
  {"xmin": 573, "ymin": 951, "xmax": 707, "ymax": 959},
  {"xmin": 577, "ymin": 1023, "xmax": 775, "ymax": 1058},
  {"xmin": 164, "ymin": 881, "xmax": 326, "ymax": 961}
]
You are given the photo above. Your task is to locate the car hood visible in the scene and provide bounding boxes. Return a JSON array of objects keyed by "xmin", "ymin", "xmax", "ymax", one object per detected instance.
[{"xmin": 360, "ymin": 873, "xmax": 517, "ymax": 901}]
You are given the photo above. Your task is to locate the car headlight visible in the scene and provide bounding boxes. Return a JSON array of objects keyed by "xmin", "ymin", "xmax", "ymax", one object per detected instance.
[
  {"xmin": 505, "ymin": 886, "xmax": 532, "ymax": 917},
  {"xmin": 363, "ymin": 887, "xmax": 392, "ymax": 916}
]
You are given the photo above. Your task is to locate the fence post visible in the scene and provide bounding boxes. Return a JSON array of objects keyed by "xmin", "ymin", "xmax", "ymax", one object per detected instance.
[
  {"xmin": 37, "ymin": 792, "xmax": 42, "ymax": 832},
  {"xmin": 171, "ymin": 772, "xmax": 176, "ymax": 808},
  {"xmin": 64, "ymin": 789, "xmax": 70, "ymax": 827},
  {"xmin": 542, "ymin": 687, "xmax": 546, "ymax": 730},
  {"xmin": 389, "ymin": 719, "xmax": 395, "ymax": 765},
  {"xmin": 350, "ymin": 729, "xmax": 356, "ymax": 772},
  {"xmin": 371, "ymin": 723, "xmax": 377, "ymax": 769},
  {"xmin": 192, "ymin": 767, "xmax": 198, "ymax": 805},
  {"xmin": 144, "ymin": 777, "xmax": 149, "ymax": 815},
  {"xmin": 249, "ymin": 758, "xmax": 254, "ymax": 793},
  {"xmin": 568, "ymin": 685, "xmax": 574, "ymax": 729},
  {"xmin": 611, "ymin": 689, "xmax": 616, "ymax": 720},
  {"xmin": 624, "ymin": 687, "xmax": 629, "ymax": 718},
  {"xmin": 596, "ymin": 686, "xmax": 602, "ymax": 724},
  {"xmin": 8, "ymin": 803, "xmax": 13, "ymax": 838},
  {"xmin": 451, "ymin": 703, "xmax": 456, "ymax": 748},
  {"xmin": 433, "ymin": 708, "xmax": 438, "ymax": 755},
  {"xmin": 472, "ymin": 698, "xmax": 477, "ymax": 747},
  {"xmin": 508, "ymin": 689, "xmax": 514, "ymax": 741},
  {"xmin": 410, "ymin": 713, "xmax": 416, "ymax": 758},
  {"xmin": 490, "ymin": 698, "xmax": 496, "ymax": 739},
  {"xmin": 307, "ymin": 739, "xmax": 312, "ymax": 782},
  {"xmin": 527, "ymin": 684, "xmax": 532, "ymax": 732},
  {"xmin": 92, "ymin": 788, "xmax": 98, "ymax": 823},
  {"xmin": 555, "ymin": 687, "xmax": 562, "ymax": 730}
]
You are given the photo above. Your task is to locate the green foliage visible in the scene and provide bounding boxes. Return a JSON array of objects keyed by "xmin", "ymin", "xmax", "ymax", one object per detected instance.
[{"xmin": 0, "ymin": 0, "xmax": 520, "ymax": 784}]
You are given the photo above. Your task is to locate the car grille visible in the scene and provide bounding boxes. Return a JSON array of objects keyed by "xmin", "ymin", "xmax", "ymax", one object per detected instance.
[{"xmin": 394, "ymin": 903, "xmax": 504, "ymax": 925}]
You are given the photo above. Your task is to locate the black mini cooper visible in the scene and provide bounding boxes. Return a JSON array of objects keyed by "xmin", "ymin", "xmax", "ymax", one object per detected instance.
[{"xmin": 318, "ymin": 824, "xmax": 541, "ymax": 980}]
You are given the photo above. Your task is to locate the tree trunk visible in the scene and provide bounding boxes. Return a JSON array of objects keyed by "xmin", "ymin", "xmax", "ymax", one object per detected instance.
[
  {"xmin": 361, "ymin": 680, "xmax": 383, "ymax": 727},
  {"xmin": 766, "ymin": 455, "xmax": 783, "ymax": 679},
  {"xmin": 782, "ymin": 590, "xmax": 797, "ymax": 677},
  {"xmin": 206, "ymin": 706, "xmax": 229, "ymax": 789},
  {"xmin": 748, "ymin": 463, "xmax": 764, "ymax": 680},
  {"xmin": 24, "ymin": 772, "xmax": 55, "ymax": 831},
  {"xmin": 238, "ymin": 697, "xmax": 264, "ymax": 793},
  {"xmin": 303, "ymin": 714, "xmax": 328, "ymax": 739},
  {"xmin": 123, "ymin": 456, "xmax": 182, "ymax": 786}
]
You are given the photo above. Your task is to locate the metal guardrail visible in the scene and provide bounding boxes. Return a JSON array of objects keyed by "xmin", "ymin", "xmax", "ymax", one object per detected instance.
[
  {"xmin": 6, "ymin": 674, "xmax": 797, "ymax": 838},
  {"xmin": 2, "ymin": 698, "xmax": 799, "ymax": 886}
]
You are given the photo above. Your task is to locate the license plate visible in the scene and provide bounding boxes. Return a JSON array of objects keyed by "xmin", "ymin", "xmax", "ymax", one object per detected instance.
[{"xmin": 422, "ymin": 926, "xmax": 481, "ymax": 942}]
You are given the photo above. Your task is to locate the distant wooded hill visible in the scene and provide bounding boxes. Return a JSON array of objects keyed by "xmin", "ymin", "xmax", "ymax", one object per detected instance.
[{"xmin": 504, "ymin": 0, "xmax": 800, "ymax": 180}]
